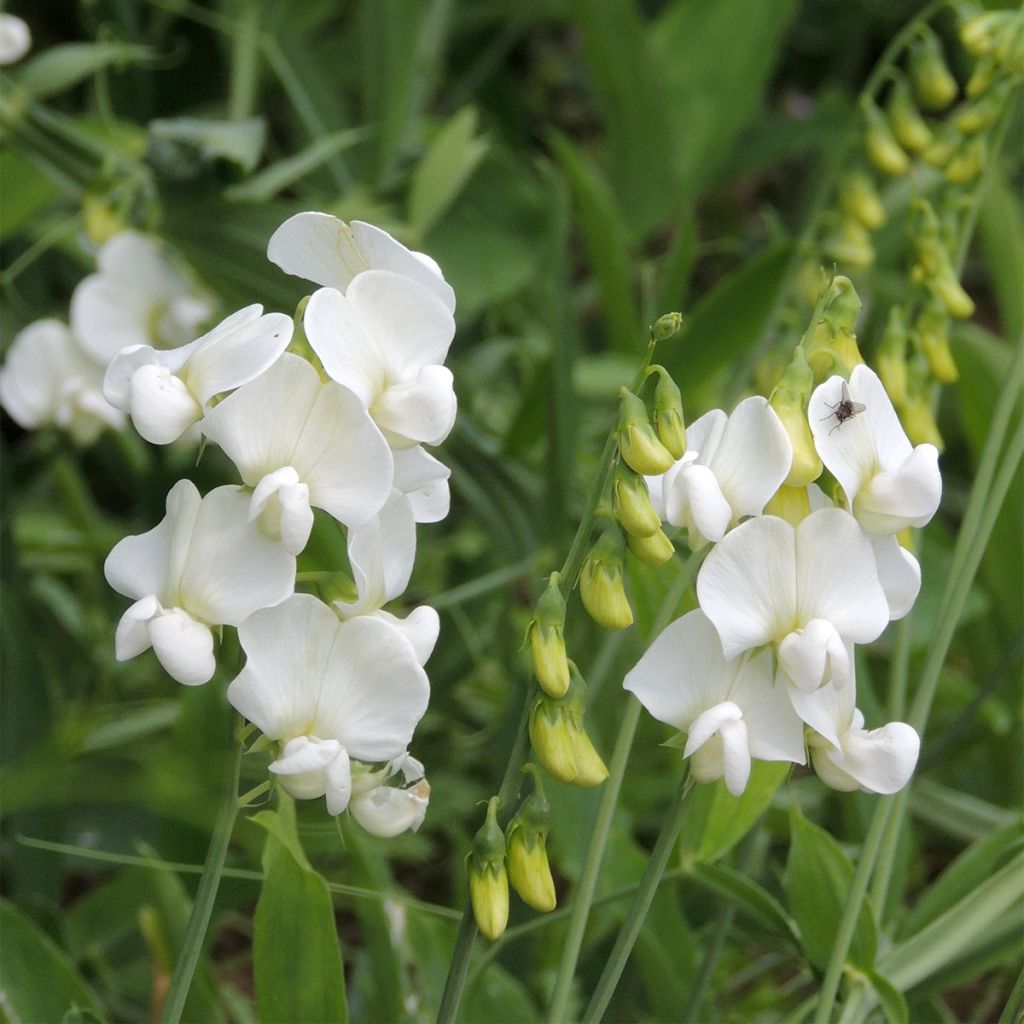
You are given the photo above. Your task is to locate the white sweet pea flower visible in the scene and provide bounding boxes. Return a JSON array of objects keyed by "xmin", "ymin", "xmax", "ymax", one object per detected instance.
[
  {"xmin": 104, "ymin": 480, "xmax": 295, "ymax": 685},
  {"xmin": 103, "ymin": 304, "xmax": 292, "ymax": 445},
  {"xmin": 304, "ymin": 271, "xmax": 457, "ymax": 450},
  {"xmin": 809, "ymin": 366, "xmax": 941, "ymax": 535},
  {"xmin": 0, "ymin": 320, "xmax": 122, "ymax": 444},
  {"xmin": 0, "ymin": 14, "xmax": 31, "ymax": 65},
  {"xmin": 789, "ymin": 674, "xmax": 920, "ymax": 795},
  {"xmin": 333, "ymin": 491, "xmax": 440, "ymax": 665},
  {"xmin": 350, "ymin": 753, "xmax": 430, "ymax": 837},
  {"xmin": 624, "ymin": 610, "xmax": 805, "ymax": 796},
  {"xmin": 227, "ymin": 594, "xmax": 430, "ymax": 816},
  {"xmin": 267, "ymin": 212, "xmax": 455, "ymax": 313},
  {"xmin": 71, "ymin": 231, "xmax": 215, "ymax": 364},
  {"xmin": 697, "ymin": 508, "xmax": 889, "ymax": 694},
  {"xmin": 648, "ymin": 397, "xmax": 792, "ymax": 549},
  {"xmin": 394, "ymin": 445, "xmax": 451, "ymax": 523},
  {"xmin": 200, "ymin": 353, "xmax": 394, "ymax": 554}
]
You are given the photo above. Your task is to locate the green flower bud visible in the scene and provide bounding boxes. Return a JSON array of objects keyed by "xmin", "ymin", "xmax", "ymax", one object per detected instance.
[
  {"xmin": 82, "ymin": 194, "xmax": 127, "ymax": 245},
  {"xmin": 863, "ymin": 99, "xmax": 910, "ymax": 176},
  {"xmin": 960, "ymin": 11, "xmax": 1006, "ymax": 57},
  {"xmin": 916, "ymin": 303, "xmax": 958, "ymax": 383},
  {"xmin": 922, "ymin": 126, "xmax": 961, "ymax": 169},
  {"xmin": 763, "ymin": 484, "xmax": 812, "ymax": 526},
  {"xmin": 910, "ymin": 29, "xmax": 959, "ymax": 111},
  {"xmin": 909, "ymin": 201, "xmax": 975, "ymax": 320},
  {"xmin": 769, "ymin": 347, "xmax": 822, "ymax": 488},
  {"xmin": 528, "ymin": 675, "xmax": 608, "ymax": 788},
  {"xmin": 933, "ymin": 271, "xmax": 975, "ymax": 320},
  {"xmin": 627, "ymin": 527, "xmax": 675, "ymax": 566},
  {"xmin": 805, "ymin": 277, "xmax": 865, "ymax": 380},
  {"xmin": 899, "ymin": 390, "xmax": 944, "ymax": 451},
  {"xmin": 649, "ymin": 365, "xmax": 686, "ymax": 459},
  {"xmin": 945, "ymin": 136, "xmax": 986, "ymax": 184},
  {"xmin": 886, "ymin": 77, "xmax": 933, "ymax": 152},
  {"xmin": 528, "ymin": 573, "xmax": 570, "ymax": 699},
  {"xmin": 952, "ymin": 85, "xmax": 1006, "ymax": 134},
  {"xmin": 966, "ymin": 54, "xmax": 998, "ymax": 97},
  {"xmin": 651, "ymin": 311, "xmax": 683, "ymax": 342},
  {"xmin": 468, "ymin": 797, "xmax": 509, "ymax": 941},
  {"xmin": 876, "ymin": 306, "xmax": 909, "ymax": 407},
  {"xmin": 617, "ymin": 388, "xmax": 675, "ymax": 475},
  {"xmin": 613, "ymin": 465, "xmax": 661, "ymax": 538},
  {"xmin": 506, "ymin": 765, "xmax": 556, "ymax": 912},
  {"xmin": 579, "ymin": 527, "xmax": 633, "ymax": 630},
  {"xmin": 839, "ymin": 172, "xmax": 887, "ymax": 230}
]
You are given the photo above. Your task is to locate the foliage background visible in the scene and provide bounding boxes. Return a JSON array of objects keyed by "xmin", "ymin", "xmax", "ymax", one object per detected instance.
[{"xmin": 1, "ymin": 0, "xmax": 1021, "ymax": 1021}]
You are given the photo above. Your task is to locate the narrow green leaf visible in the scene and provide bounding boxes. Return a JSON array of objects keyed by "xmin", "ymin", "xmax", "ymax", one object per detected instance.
[
  {"xmin": 689, "ymin": 861, "xmax": 800, "ymax": 943},
  {"xmin": 867, "ymin": 969, "xmax": 909, "ymax": 1024},
  {"xmin": 977, "ymin": 173, "xmax": 1024, "ymax": 342},
  {"xmin": 149, "ymin": 117, "xmax": 266, "ymax": 174},
  {"xmin": 409, "ymin": 107, "xmax": 489, "ymax": 237},
  {"xmin": 0, "ymin": 148, "xmax": 60, "ymax": 239},
  {"xmin": 249, "ymin": 795, "xmax": 311, "ymax": 872},
  {"xmin": 0, "ymin": 900, "xmax": 106, "ymax": 1023},
  {"xmin": 15, "ymin": 41, "xmax": 155, "ymax": 98},
  {"xmin": 680, "ymin": 760, "xmax": 789, "ymax": 865},
  {"xmin": 784, "ymin": 806, "xmax": 877, "ymax": 972}
]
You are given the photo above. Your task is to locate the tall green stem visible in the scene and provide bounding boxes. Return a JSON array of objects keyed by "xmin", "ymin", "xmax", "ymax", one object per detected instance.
[{"xmin": 159, "ymin": 727, "xmax": 242, "ymax": 1024}]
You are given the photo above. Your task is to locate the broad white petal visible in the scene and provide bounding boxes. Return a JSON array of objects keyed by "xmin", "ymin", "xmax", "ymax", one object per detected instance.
[
  {"xmin": 809, "ymin": 375, "xmax": 879, "ymax": 503},
  {"xmin": 71, "ymin": 275, "xmax": 155, "ymax": 363},
  {"xmin": 267, "ymin": 212, "xmax": 371, "ymax": 290},
  {"xmin": 787, "ymin": 678, "xmax": 854, "ymax": 749},
  {"xmin": 303, "ymin": 287, "xmax": 378, "ymax": 404},
  {"xmin": 128, "ymin": 363, "xmax": 203, "ymax": 444},
  {"xmin": 351, "ymin": 779, "xmax": 430, "ymax": 836},
  {"xmin": 849, "ymin": 365, "xmax": 914, "ymax": 472},
  {"xmin": 645, "ymin": 470, "xmax": 668, "ymax": 521},
  {"xmin": 148, "ymin": 608, "xmax": 216, "ymax": 686},
  {"xmin": 114, "ymin": 596, "xmax": 161, "ymax": 661},
  {"xmin": 828, "ymin": 721, "xmax": 920, "ymax": 794},
  {"xmin": 854, "ymin": 444, "xmax": 942, "ymax": 534},
  {"xmin": 103, "ymin": 345, "xmax": 160, "ymax": 412},
  {"xmin": 373, "ymin": 364, "xmax": 457, "ymax": 448},
  {"xmin": 351, "ymin": 221, "xmax": 455, "ymax": 312},
  {"xmin": 342, "ymin": 490, "xmax": 417, "ymax": 614},
  {"xmin": 697, "ymin": 516, "xmax": 797, "ymax": 658},
  {"xmin": 729, "ymin": 651, "xmax": 807, "ymax": 765},
  {"xmin": 678, "ymin": 463, "xmax": 732, "ymax": 543},
  {"xmin": 710, "ymin": 397, "xmax": 792, "ymax": 520},
  {"xmin": 374, "ymin": 606, "xmax": 440, "ymax": 666},
  {"xmin": 873, "ymin": 536, "xmax": 921, "ymax": 620},
  {"xmin": 393, "ymin": 446, "xmax": 452, "ymax": 523},
  {"xmin": 685, "ymin": 409, "xmax": 728, "ymax": 465}
]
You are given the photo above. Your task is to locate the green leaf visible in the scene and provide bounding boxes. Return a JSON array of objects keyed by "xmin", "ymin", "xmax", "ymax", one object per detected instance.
[
  {"xmin": 549, "ymin": 131, "xmax": 641, "ymax": 353},
  {"xmin": 784, "ymin": 806, "xmax": 877, "ymax": 972},
  {"xmin": 409, "ymin": 107, "xmax": 490, "ymax": 237},
  {"xmin": 148, "ymin": 117, "xmax": 266, "ymax": 174},
  {"xmin": 679, "ymin": 760, "xmax": 789, "ymax": 865},
  {"xmin": 689, "ymin": 861, "xmax": 800, "ymax": 944},
  {"xmin": 15, "ymin": 41, "xmax": 155, "ymax": 98},
  {"xmin": 977, "ymin": 173, "xmax": 1024, "ymax": 342},
  {"xmin": 252, "ymin": 816, "xmax": 348, "ymax": 1024},
  {"xmin": 249, "ymin": 794, "xmax": 311, "ymax": 872},
  {"xmin": 0, "ymin": 148, "xmax": 60, "ymax": 239},
  {"xmin": 0, "ymin": 900, "xmax": 106, "ymax": 1023},
  {"xmin": 868, "ymin": 969, "xmax": 909, "ymax": 1024}
]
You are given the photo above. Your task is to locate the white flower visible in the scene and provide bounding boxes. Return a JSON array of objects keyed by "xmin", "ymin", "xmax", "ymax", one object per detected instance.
[
  {"xmin": 648, "ymin": 397, "xmax": 792, "ymax": 549},
  {"xmin": 623, "ymin": 610, "xmax": 805, "ymax": 796},
  {"xmin": 0, "ymin": 14, "xmax": 31, "ymax": 65},
  {"xmin": 333, "ymin": 491, "xmax": 440, "ymax": 665},
  {"xmin": 71, "ymin": 231, "xmax": 215, "ymax": 364},
  {"xmin": 103, "ymin": 304, "xmax": 292, "ymax": 444},
  {"xmin": 394, "ymin": 445, "xmax": 451, "ymax": 523},
  {"xmin": 267, "ymin": 212, "xmax": 455, "ymax": 314},
  {"xmin": 227, "ymin": 594, "xmax": 430, "ymax": 815},
  {"xmin": 697, "ymin": 508, "xmax": 889, "ymax": 693},
  {"xmin": 104, "ymin": 480, "xmax": 295, "ymax": 685},
  {"xmin": 350, "ymin": 754, "xmax": 430, "ymax": 837},
  {"xmin": 809, "ymin": 365, "xmax": 941, "ymax": 535},
  {"xmin": 200, "ymin": 353, "xmax": 394, "ymax": 553},
  {"xmin": 304, "ymin": 271, "xmax": 457, "ymax": 450},
  {"xmin": 789, "ymin": 675, "xmax": 920, "ymax": 794},
  {"xmin": 0, "ymin": 320, "xmax": 122, "ymax": 444}
]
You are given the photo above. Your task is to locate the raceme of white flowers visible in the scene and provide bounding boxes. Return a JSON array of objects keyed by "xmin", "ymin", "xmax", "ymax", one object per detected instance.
[
  {"xmin": 1, "ymin": 213, "xmax": 458, "ymax": 838},
  {"xmin": 626, "ymin": 372, "xmax": 939, "ymax": 797}
]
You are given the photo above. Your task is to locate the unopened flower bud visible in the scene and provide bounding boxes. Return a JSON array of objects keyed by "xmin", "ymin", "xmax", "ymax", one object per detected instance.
[
  {"xmin": 764, "ymin": 484, "xmax": 812, "ymax": 526},
  {"xmin": 952, "ymin": 85, "xmax": 1005, "ymax": 133},
  {"xmin": 769, "ymin": 347, "xmax": 822, "ymax": 487},
  {"xmin": 627, "ymin": 527, "xmax": 675, "ymax": 566},
  {"xmin": 617, "ymin": 388, "xmax": 674, "ymax": 475},
  {"xmin": 506, "ymin": 765, "xmax": 556, "ymax": 912},
  {"xmin": 899, "ymin": 391, "xmax": 944, "ymax": 451},
  {"xmin": 863, "ymin": 99, "xmax": 910, "ymax": 176},
  {"xmin": 887, "ymin": 76, "xmax": 933, "ymax": 152},
  {"xmin": 839, "ymin": 173, "xmax": 887, "ymax": 230},
  {"xmin": 83, "ymin": 194, "xmax": 126, "ymax": 245},
  {"xmin": 649, "ymin": 365, "xmax": 686, "ymax": 458},
  {"xmin": 529, "ymin": 573, "xmax": 570, "ymax": 699},
  {"xmin": 967, "ymin": 54, "xmax": 998, "ymax": 97},
  {"xmin": 910, "ymin": 201, "xmax": 975, "ymax": 320},
  {"xmin": 877, "ymin": 306, "xmax": 909, "ymax": 407},
  {"xmin": 960, "ymin": 11, "xmax": 1006, "ymax": 57},
  {"xmin": 651, "ymin": 312, "xmax": 683, "ymax": 342},
  {"xmin": 923, "ymin": 126, "xmax": 961, "ymax": 169},
  {"xmin": 612, "ymin": 464, "xmax": 662, "ymax": 538},
  {"xmin": 933, "ymin": 271, "xmax": 975, "ymax": 320},
  {"xmin": 529, "ymin": 674, "xmax": 608, "ymax": 788},
  {"xmin": 910, "ymin": 29, "xmax": 959, "ymax": 111},
  {"xmin": 945, "ymin": 136, "xmax": 986, "ymax": 184},
  {"xmin": 580, "ymin": 527, "xmax": 633, "ymax": 630},
  {"xmin": 916, "ymin": 303, "xmax": 958, "ymax": 383},
  {"xmin": 805, "ymin": 277, "xmax": 865, "ymax": 380},
  {"xmin": 468, "ymin": 797, "xmax": 509, "ymax": 941}
]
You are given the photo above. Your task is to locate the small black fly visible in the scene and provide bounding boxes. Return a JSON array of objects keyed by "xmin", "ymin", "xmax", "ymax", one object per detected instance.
[{"xmin": 821, "ymin": 381, "xmax": 866, "ymax": 435}]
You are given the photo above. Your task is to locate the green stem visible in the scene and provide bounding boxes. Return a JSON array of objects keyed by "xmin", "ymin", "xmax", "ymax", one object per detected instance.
[
  {"xmin": 887, "ymin": 614, "xmax": 913, "ymax": 721},
  {"xmin": 228, "ymin": 1, "xmax": 261, "ymax": 122},
  {"xmin": 582, "ymin": 771, "xmax": 693, "ymax": 1023},
  {"xmin": 159, "ymin": 728, "xmax": 242, "ymax": 1024}
]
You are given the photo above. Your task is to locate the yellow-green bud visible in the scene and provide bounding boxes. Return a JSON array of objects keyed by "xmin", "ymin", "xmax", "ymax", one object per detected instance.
[
  {"xmin": 945, "ymin": 136, "xmax": 985, "ymax": 184},
  {"xmin": 922, "ymin": 126, "xmax": 961, "ymax": 169},
  {"xmin": 876, "ymin": 306, "xmax": 909, "ymax": 407},
  {"xmin": 651, "ymin": 311, "xmax": 683, "ymax": 342},
  {"xmin": 617, "ymin": 389, "xmax": 675, "ymax": 475},
  {"xmin": 529, "ymin": 675, "xmax": 608, "ymax": 788},
  {"xmin": 570, "ymin": 723, "xmax": 610, "ymax": 786},
  {"xmin": 649, "ymin": 365, "xmax": 686, "ymax": 459},
  {"xmin": 823, "ymin": 216, "xmax": 875, "ymax": 269},
  {"xmin": 468, "ymin": 797, "xmax": 509, "ymax": 940},
  {"xmin": 910, "ymin": 29, "xmax": 959, "ymax": 111},
  {"xmin": 580, "ymin": 528, "xmax": 633, "ymax": 630},
  {"xmin": 952, "ymin": 85, "xmax": 1005, "ymax": 134},
  {"xmin": 886, "ymin": 77, "xmax": 933, "ymax": 152},
  {"xmin": 960, "ymin": 11, "xmax": 1006, "ymax": 57},
  {"xmin": 899, "ymin": 392, "xmax": 944, "ymax": 451},
  {"xmin": 763, "ymin": 484, "xmax": 812, "ymax": 527},
  {"xmin": 529, "ymin": 573, "xmax": 570, "ymax": 699},
  {"xmin": 612, "ymin": 465, "xmax": 662, "ymax": 538},
  {"xmin": 506, "ymin": 765, "xmax": 556, "ymax": 912},
  {"xmin": 627, "ymin": 527, "xmax": 675, "ymax": 566},
  {"xmin": 909, "ymin": 201, "xmax": 975, "ymax": 320},
  {"xmin": 966, "ymin": 54, "xmax": 998, "ymax": 98},
  {"xmin": 797, "ymin": 259, "xmax": 827, "ymax": 309},
  {"xmin": 839, "ymin": 173, "xmax": 887, "ymax": 231},
  {"xmin": 82, "ymin": 194, "xmax": 126, "ymax": 245},
  {"xmin": 916, "ymin": 303, "xmax": 958, "ymax": 383},
  {"xmin": 863, "ymin": 99, "xmax": 910, "ymax": 176},
  {"xmin": 769, "ymin": 347, "xmax": 822, "ymax": 488},
  {"xmin": 933, "ymin": 271, "xmax": 975, "ymax": 320},
  {"xmin": 805, "ymin": 277, "xmax": 865, "ymax": 380}
]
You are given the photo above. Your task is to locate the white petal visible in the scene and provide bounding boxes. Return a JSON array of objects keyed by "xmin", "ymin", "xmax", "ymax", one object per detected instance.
[
  {"xmin": 809, "ymin": 375, "xmax": 879, "ymax": 503},
  {"xmin": 373, "ymin": 364, "xmax": 457, "ymax": 448},
  {"xmin": 697, "ymin": 516, "xmax": 798, "ymax": 658},
  {"xmin": 685, "ymin": 409, "xmax": 728, "ymax": 465},
  {"xmin": 71, "ymin": 275, "xmax": 156, "ymax": 363},
  {"xmin": 0, "ymin": 15, "xmax": 31, "ymax": 65},
  {"xmin": 829, "ymin": 721, "xmax": 920, "ymax": 795},
  {"xmin": 778, "ymin": 619, "xmax": 839, "ymax": 693},
  {"xmin": 351, "ymin": 221, "xmax": 455, "ymax": 312},
  {"xmin": 676, "ymin": 463, "xmax": 732, "ymax": 543},
  {"xmin": 350, "ymin": 779, "xmax": 430, "ymax": 836},
  {"xmin": 324, "ymin": 748, "xmax": 354, "ymax": 815},
  {"xmin": 854, "ymin": 444, "xmax": 942, "ymax": 534},
  {"xmin": 341, "ymin": 490, "xmax": 417, "ymax": 614},
  {"xmin": 148, "ymin": 608, "xmax": 217, "ymax": 685},
  {"xmin": 114, "ymin": 596, "xmax": 161, "ymax": 661},
  {"xmin": 249, "ymin": 468, "xmax": 314, "ymax": 555},
  {"xmin": 683, "ymin": 701, "xmax": 743, "ymax": 758},
  {"xmin": 709, "ymin": 397, "xmax": 792, "ymax": 520},
  {"xmin": 374, "ymin": 606, "xmax": 440, "ymax": 666},
  {"xmin": 873, "ymin": 536, "xmax": 921, "ymax": 620},
  {"xmin": 645, "ymin": 471, "xmax": 668, "ymax": 520},
  {"xmin": 849, "ymin": 365, "xmax": 914, "ymax": 472},
  {"xmin": 271, "ymin": 735, "xmax": 343, "ymax": 774},
  {"xmin": 728, "ymin": 652, "xmax": 807, "ymax": 765},
  {"xmin": 394, "ymin": 447, "xmax": 451, "ymax": 523},
  {"xmin": 787, "ymin": 678, "xmax": 854, "ymax": 749},
  {"xmin": 128, "ymin": 363, "xmax": 203, "ymax": 444},
  {"xmin": 267, "ymin": 212, "xmax": 371, "ymax": 291},
  {"xmin": 719, "ymin": 717, "xmax": 753, "ymax": 797}
]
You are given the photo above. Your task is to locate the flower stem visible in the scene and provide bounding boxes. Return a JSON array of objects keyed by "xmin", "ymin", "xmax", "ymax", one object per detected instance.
[
  {"xmin": 581, "ymin": 770, "xmax": 692, "ymax": 1024},
  {"xmin": 159, "ymin": 725, "xmax": 242, "ymax": 1024}
]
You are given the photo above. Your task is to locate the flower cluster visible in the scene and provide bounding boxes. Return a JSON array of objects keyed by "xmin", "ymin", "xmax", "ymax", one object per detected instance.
[
  {"xmin": 624, "ymin": 301, "xmax": 939, "ymax": 798},
  {"xmin": 92, "ymin": 213, "xmax": 455, "ymax": 836}
]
